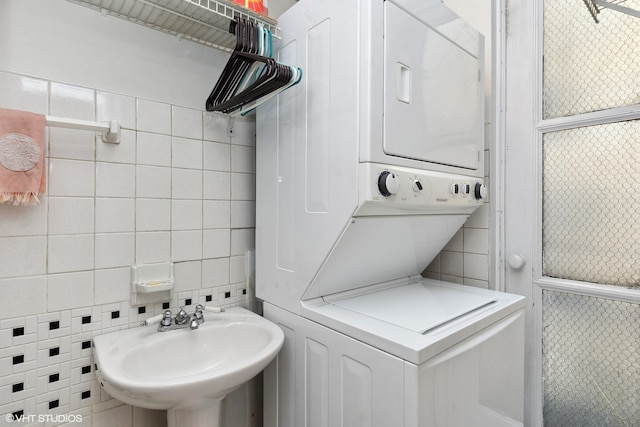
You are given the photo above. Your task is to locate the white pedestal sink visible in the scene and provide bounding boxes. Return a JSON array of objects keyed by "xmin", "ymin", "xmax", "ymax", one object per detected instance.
[{"xmin": 93, "ymin": 307, "xmax": 284, "ymax": 427}]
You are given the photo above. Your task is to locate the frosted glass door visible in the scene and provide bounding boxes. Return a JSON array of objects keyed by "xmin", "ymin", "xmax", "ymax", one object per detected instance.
[{"xmin": 503, "ymin": 0, "xmax": 640, "ymax": 425}]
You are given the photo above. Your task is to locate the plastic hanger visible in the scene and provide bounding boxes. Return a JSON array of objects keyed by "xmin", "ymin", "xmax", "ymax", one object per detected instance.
[
  {"xmin": 232, "ymin": 66, "xmax": 303, "ymax": 116},
  {"xmin": 205, "ymin": 17, "xmax": 302, "ymax": 114}
]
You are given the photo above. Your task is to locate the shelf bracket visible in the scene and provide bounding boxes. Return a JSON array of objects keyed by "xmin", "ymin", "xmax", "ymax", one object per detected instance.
[{"xmin": 227, "ymin": 116, "xmax": 236, "ymax": 138}]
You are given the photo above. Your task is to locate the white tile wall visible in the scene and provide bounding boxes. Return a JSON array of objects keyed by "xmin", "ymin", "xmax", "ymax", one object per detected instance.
[{"xmin": 0, "ymin": 70, "xmax": 255, "ymax": 425}]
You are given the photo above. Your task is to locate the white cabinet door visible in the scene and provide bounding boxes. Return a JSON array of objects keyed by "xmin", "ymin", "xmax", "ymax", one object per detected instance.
[
  {"xmin": 262, "ymin": 303, "xmax": 404, "ymax": 427},
  {"xmin": 383, "ymin": 1, "xmax": 483, "ymax": 171}
]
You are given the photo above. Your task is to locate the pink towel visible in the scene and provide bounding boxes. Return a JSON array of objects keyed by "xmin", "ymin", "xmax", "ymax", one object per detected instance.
[{"xmin": 0, "ymin": 108, "xmax": 46, "ymax": 205}]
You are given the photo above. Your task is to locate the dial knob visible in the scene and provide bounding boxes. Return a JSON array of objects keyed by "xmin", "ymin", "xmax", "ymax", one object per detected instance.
[
  {"xmin": 474, "ymin": 183, "xmax": 487, "ymax": 200},
  {"xmin": 377, "ymin": 171, "xmax": 399, "ymax": 197}
]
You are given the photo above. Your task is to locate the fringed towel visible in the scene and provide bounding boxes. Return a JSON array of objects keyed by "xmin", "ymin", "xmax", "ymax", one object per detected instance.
[{"xmin": 0, "ymin": 108, "xmax": 46, "ymax": 205}]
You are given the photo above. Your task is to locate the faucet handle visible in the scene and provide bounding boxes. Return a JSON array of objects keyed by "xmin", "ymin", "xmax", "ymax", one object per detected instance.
[
  {"xmin": 174, "ymin": 306, "xmax": 189, "ymax": 325},
  {"xmin": 193, "ymin": 304, "xmax": 204, "ymax": 321},
  {"xmin": 160, "ymin": 310, "xmax": 173, "ymax": 327}
]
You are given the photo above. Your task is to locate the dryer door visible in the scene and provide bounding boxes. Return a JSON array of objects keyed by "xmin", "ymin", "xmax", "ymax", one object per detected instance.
[{"xmin": 383, "ymin": 1, "xmax": 484, "ymax": 170}]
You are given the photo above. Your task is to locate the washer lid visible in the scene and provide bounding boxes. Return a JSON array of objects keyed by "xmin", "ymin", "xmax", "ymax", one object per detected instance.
[{"xmin": 330, "ymin": 281, "xmax": 496, "ymax": 334}]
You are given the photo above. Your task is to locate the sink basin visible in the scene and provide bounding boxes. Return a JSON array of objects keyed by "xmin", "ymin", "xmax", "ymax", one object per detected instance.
[{"xmin": 93, "ymin": 307, "xmax": 284, "ymax": 427}]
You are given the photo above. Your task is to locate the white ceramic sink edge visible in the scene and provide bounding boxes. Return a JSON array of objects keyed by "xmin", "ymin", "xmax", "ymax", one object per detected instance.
[{"xmin": 93, "ymin": 307, "xmax": 284, "ymax": 410}]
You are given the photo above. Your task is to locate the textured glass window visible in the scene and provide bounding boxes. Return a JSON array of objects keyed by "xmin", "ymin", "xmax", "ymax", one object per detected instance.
[
  {"xmin": 542, "ymin": 120, "xmax": 640, "ymax": 288},
  {"xmin": 543, "ymin": 0, "xmax": 640, "ymax": 118},
  {"xmin": 542, "ymin": 291, "xmax": 640, "ymax": 426}
]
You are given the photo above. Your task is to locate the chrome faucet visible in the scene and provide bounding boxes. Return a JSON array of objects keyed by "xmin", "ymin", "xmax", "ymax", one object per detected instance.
[
  {"xmin": 156, "ymin": 305, "xmax": 205, "ymax": 332},
  {"xmin": 140, "ymin": 304, "xmax": 224, "ymax": 332}
]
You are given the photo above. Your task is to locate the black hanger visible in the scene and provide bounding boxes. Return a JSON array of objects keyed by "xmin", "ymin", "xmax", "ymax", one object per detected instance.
[{"xmin": 206, "ymin": 17, "xmax": 301, "ymax": 114}]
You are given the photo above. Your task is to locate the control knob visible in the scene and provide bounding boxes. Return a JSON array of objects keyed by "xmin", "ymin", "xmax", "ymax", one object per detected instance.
[
  {"xmin": 474, "ymin": 183, "xmax": 487, "ymax": 200},
  {"xmin": 377, "ymin": 171, "xmax": 399, "ymax": 197}
]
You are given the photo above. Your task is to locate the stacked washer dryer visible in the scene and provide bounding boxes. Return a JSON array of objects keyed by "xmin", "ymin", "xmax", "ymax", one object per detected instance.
[{"xmin": 255, "ymin": 0, "xmax": 525, "ymax": 426}]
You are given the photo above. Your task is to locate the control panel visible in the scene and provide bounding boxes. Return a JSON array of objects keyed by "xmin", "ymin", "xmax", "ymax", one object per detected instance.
[{"xmin": 356, "ymin": 163, "xmax": 486, "ymax": 216}]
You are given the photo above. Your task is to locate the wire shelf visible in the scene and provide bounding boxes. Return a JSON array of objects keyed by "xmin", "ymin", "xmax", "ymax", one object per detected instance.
[
  {"xmin": 65, "ymin": 0, "xmax": 279, "ymax": 52},
  {"xmin": 583, "ymin": 0, "xmax": 640, "ymax": 23}
]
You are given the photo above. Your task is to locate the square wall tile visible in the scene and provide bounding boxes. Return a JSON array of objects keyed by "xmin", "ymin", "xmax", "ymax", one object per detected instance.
[
  {"xmin": 172, "ymin": 137, "xmax": 203, "ymax": 169},
  {"xmin": 173, "ymin": 261, "xmax": 202, "ymax": 292},
  {"xmin": 230, "ymin": 118, "xmax": 255, "ymax": 147},
  {"xmin": 172, "ymin": 230, "xmax": 203, "ymax": 262},
  {"xmin": 95, "ymin": 198, "xmax": 135, "ymax": 233},
  {"xmin": 136, "ymin": 198, "xmax": 171, "ymax": 231},
  {"xmin": 137, "ymin": 99, "xmax": 171, "ymax": 135},
  {"xmin": 47, "ymin": 234, "xmax": 94, "ymax": 274},
  {"xmin": 70, "ymin": 307, "xmax": 102, "ymax": 336},
  {"xmin": 463, "ymin": 228, "xmax": 489, "ymax": 255},
  {"xmin": 172, "ymin": 169, "xmax": 203, "ymax": 200},
  {"xmin": 172, "ymin": 106, "xmax": 203, "ymax": 139},
  {"xmin": 0, "ymin": 201, "xmax": 48, "ymax": 237},
  {"xmin": 0, "ymin": 72, "xmax": 48, "ymax": 113},
  {"xmin": 172, "ymin": 200, "xmax": 203, "ymax": 230},
  {"xmin": 135, "ymin": 231, "xmax": 171, "ymax": 264},
  {"xmin": 231, "ymin": 144, "xmax": 256, "ymax": 173},
  {"xmin": 95, "ymin": 233, "xmax": 134, "ymax": 269},
  {"xmin": 204, "ymin": 171, "xmax": 230, "ymax": 200},
  {"xmin": 50, "ymin": 82, "xmax": 93, "ymax": 120},
  {"xmin": 48, "ymin": 128, "xmax": 95, "ymax": 161},
  {"xmin": 219, "ymin": 284, "xmax": 236, "ymax": 305},
  {"xmin": 440, "ymin": 250, "xmax": 463, "ymax": 277},
  {"xmin": 136, "ymin": 165, "xmax": 171, "ymax": 199},
  {"xmin": 0, "ymin": 237, "xmax": 47, "ymax": 279},
  {"xmin": 203, "ymin": 112, "xmax": 230, "ymax": 143},
  {"xmin": 137, "ymin": 132, "xmax": 171, "ymax": 167},
  {"xmin": 94, "ymin": 268, "xmax": 131, "ymax": 305},
  {"xmin": 37, "ymin": 311, "xmax": 71, "ymax": 341},
  {"xmin": 231, "ymin": 173, "xmax": 255, "ymax": 201},
  {"xmin": 48, "ymin": 159, "xmax": 94, "ymax": 197},
  {"xmin": 96, "ymin": 128, "xmax": 136, "ymax": 164},
  {"xmin": 100, "ymin": 302, "xmax": 129, "ymax": 328},
  {"xmin": 47, "ymin": 272, "xmax": 94, "ymax": 312},
  {"xmin": 202, "ymin": 258, "xmax": 230, "ymax": 288},
  {"xmin": 1, "ymin": 315, "xmax": 38, "ymax": 348},
  {"xmin": 231, "ymin": 228, "xmax": 254, "ymax": 256},
  {"xmin": 96, "ymin": 91, "xmax": 136, "ymax": 130},
  {"xmin": 203, "ymin": 200, "xmax": 230, "ymax": 229},
  {"xmin": 96, "ymin": 163, "xmax": 135, "ymax": 198},
  {"xmin": 230, "ymin": 201, "xmax": 255, "ymax": 228},
  {"xmin": 464, "ymin": 253, "xmax": 489, "ymax": 281},
  {"xmin": 203, "ymin": 229, "xmax": 230, "ymax": 259},
  {"xmin": 0, "ymin": 277, "xmax": 46, "ymax": 320},
  {"xmin": 204, "ymin": 141, "xmax": 230, "ymax": 171},
  {"xmin": 48, "ymin": 197, "xmax": 94, "ymax": 235}
]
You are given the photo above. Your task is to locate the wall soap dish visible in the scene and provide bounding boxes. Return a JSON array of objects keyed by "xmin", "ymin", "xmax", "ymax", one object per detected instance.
[{"xmin": 131, "ymin": 262, "xmax": 174, "ymax": 305}]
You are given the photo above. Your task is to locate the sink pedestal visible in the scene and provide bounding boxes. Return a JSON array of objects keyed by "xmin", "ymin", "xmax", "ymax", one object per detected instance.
[
  {"xmin": 92, "ymin": 307, "xmax": 283, "ymax": 427},
  {"xmin": 167, "ymin": 399, "xmax": 222, "ymax": 427}
]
